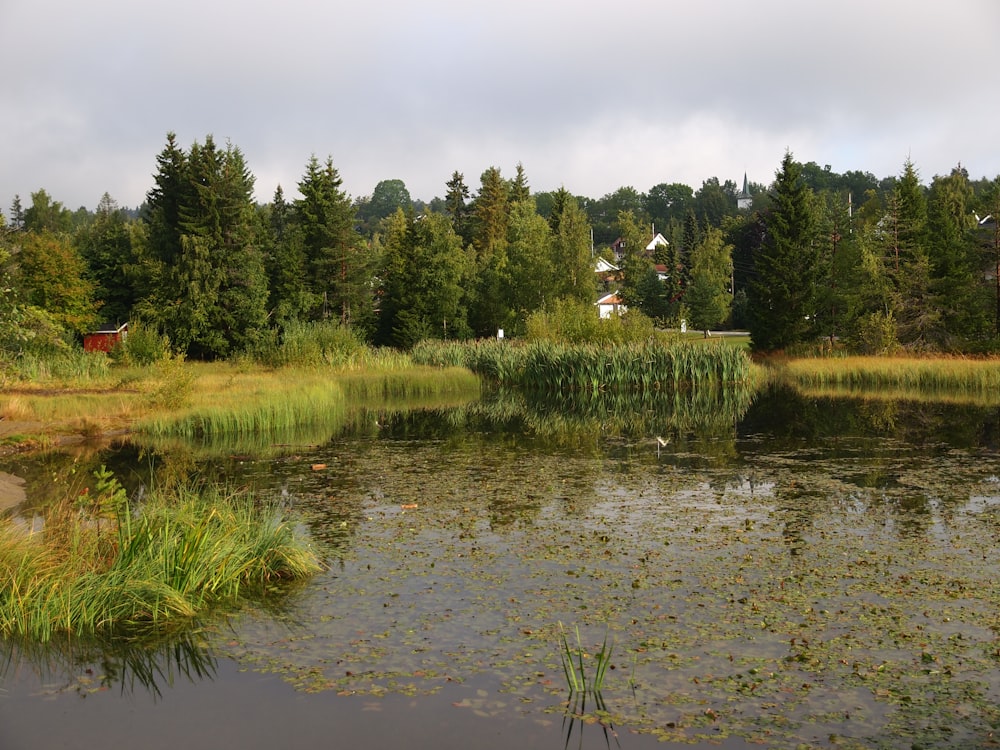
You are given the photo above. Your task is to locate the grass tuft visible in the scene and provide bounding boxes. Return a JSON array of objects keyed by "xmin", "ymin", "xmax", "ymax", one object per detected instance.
[
  {"xmin": 558, "ymin": 622, "xmax": 613, "ymax": 695},
  {"xmin": 0, "ymin": 468, "xmax": 321, "ymax": 641}
]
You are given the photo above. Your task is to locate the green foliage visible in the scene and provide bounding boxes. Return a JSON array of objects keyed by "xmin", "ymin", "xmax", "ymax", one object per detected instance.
[
  {"xmin": 138, "ymin": 134, "xmax": 269, "ymax": 359},
  {"xmin": 22, "ymin": 189, "xmax": 72, "ymax": 233},
  {"xmin": 15, "ymin": 230, "xmax": 100, "ymax": 334},
  {"xmin": 75, "ymin": 193, "xmax": 138, "ymax": 325},
  {"xmin": 0, "ymin": 472, "xmax": 321, "ymax": 641},
  {"xmin": 253, "ymin": 319, "xmax": 368, "ymax": 368},
  {"xmin": 109, "ymin": 321, "xmax": 171, "ymax": 367},
  {"xmin": 685, "ymin": 227, "xmax": 733, "ymax": 332},
  {"xmin": 145, "ymin": 355, "xmax": 195, "ymax": 410},
  {"xmin": 468, "ymin": 166, "xmax": 512, "ymax": 336},
  {"xmin": 854, "ymin": 311, "xmax": 900, "ymax": 355},
  {"xmin": 295, "ymin": 155, "xmax": 370, "ymax": 329},
  {"xmin": 525, "ymin": 297, "xmax": 654, "ymax": 345},
  {"xmin": 749, "ymin": 151, "xmax": 821, "ymax": 351},
  {"xmin": 374, "ymin": 209, "xmax": 471, "ymax": 347}
]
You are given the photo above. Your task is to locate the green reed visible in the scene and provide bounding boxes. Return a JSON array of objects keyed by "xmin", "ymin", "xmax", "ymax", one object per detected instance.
[
  {"xmin": 414, "ymin": 339, "xmax": 756, "ymax": 393},
  {"xmin": 558, "ymin": 622, "xmax": 613, "ymax": 695},
  {"xmin": 0, "ymin": 469, "xmax": 321, "ymax": 642}
]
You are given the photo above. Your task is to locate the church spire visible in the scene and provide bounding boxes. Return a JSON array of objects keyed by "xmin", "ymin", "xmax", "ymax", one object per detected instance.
[{"xmin": 737, "ymin": 172, "xmax": 752, "ymax": 210}]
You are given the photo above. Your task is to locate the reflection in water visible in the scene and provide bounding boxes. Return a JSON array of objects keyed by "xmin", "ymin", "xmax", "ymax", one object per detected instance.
[
  {"xmin": 3, "ymin": 383, "xmax": 1000, "ymax": 749},
  {"xmin": 0, "ymin": 628, "xmax": 217, "ymax": 700}
]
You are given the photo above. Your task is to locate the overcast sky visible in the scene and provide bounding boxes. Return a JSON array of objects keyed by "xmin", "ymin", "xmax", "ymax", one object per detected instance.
[{"xmin": 2, "ymin": 0, "xmax": 999, "ymax": 213}]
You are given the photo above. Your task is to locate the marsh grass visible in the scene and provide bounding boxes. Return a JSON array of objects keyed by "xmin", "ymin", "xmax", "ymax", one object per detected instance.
[
  {"xmin": 1, "ymin": 350, "xmax": 112, "ymax": 384},
  {"xmin": 413, "ymin": 339, "xmax": 758, "ymax": 392},
  {"xmin": 138, "ymin": 363, "xmax": 478, "ymax": 440},
  {"xmin": 781, "ymin": 355, "xmax": 1000, "ymax": 396},
  {"xmin": 337, "ymin": 366, "xmax": 480, "ymax": 400},
  {"xmin": 0, "ymin": 469, "xmax": 321, "ymax": 641}
]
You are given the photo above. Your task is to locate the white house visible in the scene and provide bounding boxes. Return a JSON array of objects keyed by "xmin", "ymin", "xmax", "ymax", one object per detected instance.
[
  {"xmin": 596, "ymin": 292, "xmax": 626, "ymax": 319},
  {"xmin": 594, "ymin": 257, "xmax": 619, "ymax": 275},
  {"xmin": 645, "ymin": 233, "xmax": 669, "ymax": 252}
]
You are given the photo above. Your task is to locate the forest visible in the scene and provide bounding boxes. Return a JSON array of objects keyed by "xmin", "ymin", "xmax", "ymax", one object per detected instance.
[{"xmin": 2, "ymin": 131, "xmax": 1000, "ymax": 359}]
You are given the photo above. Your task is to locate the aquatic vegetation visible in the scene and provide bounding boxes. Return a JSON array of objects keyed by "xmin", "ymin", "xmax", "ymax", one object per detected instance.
[
  {"xmin": 0, "ymin": 468, "xmax": 321, "ymax": 641},
  {"xmin": 412, "ymin": 339, "xmax": 760, "ymax": 392},
  {"xmin": 558, "ymin": 623, "xmax": 613, "ymax": 695},
  {"xmin": 780, "ymin": 354, "xmax": 1000, "ymax": 396}
]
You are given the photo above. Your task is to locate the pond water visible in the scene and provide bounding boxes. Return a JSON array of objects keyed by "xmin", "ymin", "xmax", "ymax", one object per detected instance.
[{"xmin": 2, "ymin": 384, "xmax": 1000, "ymax": 749}]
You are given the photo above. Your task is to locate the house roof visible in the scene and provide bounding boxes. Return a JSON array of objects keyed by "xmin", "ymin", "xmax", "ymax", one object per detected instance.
[
  {"xmin": 91, "ymin": 322, "xmax": 128, "ymax": 335},
  {"xmin": 594, "ymin": 257, "xmax": 619, "ymax": 274},
  {"xmin": 596, "ymin": 292, "xmax": 623, "ymax": 306},
  {"xmin": 645, "ymin": 233, "xmax": 668, "ymax": 251}
]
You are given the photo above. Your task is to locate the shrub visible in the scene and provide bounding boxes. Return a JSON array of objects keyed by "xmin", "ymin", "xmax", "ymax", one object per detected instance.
[
  {"xmin": 110, "ymin": 321, "xmax": 171, "ymax": 367},
  {"xmin": 525, "ymin": 297, "xmax": 655, "ymax": 346}
]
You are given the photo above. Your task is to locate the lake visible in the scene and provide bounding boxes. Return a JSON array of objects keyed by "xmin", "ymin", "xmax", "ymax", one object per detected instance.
[{"xmin": 2, "ymin": 383, "xmax": 1000, "ymax": 749}]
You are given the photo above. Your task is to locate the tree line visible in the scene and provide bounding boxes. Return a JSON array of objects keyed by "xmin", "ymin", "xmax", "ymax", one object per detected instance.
[{"xmin": 2, "ymin": 132, "xmax": 999, "ymax": 358}]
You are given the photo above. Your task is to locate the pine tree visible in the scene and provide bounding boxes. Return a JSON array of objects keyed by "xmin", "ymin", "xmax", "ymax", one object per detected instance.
[
  {"xmin": 138, "ymin": 134, "xmax": 267, "ymax": 357},
  {"xmin": 927, "ymin": 165, "xmax": 986, "ymax": 344},
  {"xmin": 885, "ymin": 159, "xmax": 938, "ymax": 348},
  {"xmin": 509, "ymin": 163, "xmax": 530, "ymax": 204},
  {"xmin": 263, "ymin": 185, "xmax": 312, "ymax": 324}
]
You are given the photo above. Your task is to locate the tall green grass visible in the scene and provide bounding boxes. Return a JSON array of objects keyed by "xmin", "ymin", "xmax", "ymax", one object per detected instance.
[
  {"xmin": 0, "ymin": 349, "xmax": 112, "ymax": 386},
  {"xmin": 412, "ymin": 339, "xmax": 757, "ymax": 393},
  {"xmin": 0, "ymin": 469, "xmax": 321, "ymax": 641},
  {"xmin": 138, "ymin": 376, "xmax": 348, "ymax": 440}
]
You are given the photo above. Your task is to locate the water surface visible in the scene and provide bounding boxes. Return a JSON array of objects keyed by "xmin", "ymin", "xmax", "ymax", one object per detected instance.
[{"xmin": 2, "ymin": 385, "xmax": 999, "ymax": 749}]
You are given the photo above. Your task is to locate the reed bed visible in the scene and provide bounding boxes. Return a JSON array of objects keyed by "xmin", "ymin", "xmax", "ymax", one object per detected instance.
[
  {"xmin": 413, "ymin": 339, "xmax": 756, "ymax": 393},
  {"xmin": 0, "ymin": 473, "xmax": 321, "ymax": 641},
  {"xmin": 781, "ymin": 356, "xmax": 1000, "ymax": 395},
  {"xmin": 135, "ymin": 365, "xmax": 346, "ymax": 439},
  {"xmin": 0, "ymin": 350, "xmax": 113, "ymax": 386},
  {"xmin": 138, "ymin": 364, "xmax": 479, "ymax": 440},
  {"xmin": 337, "ymin": 366, "xmax": 481, "ymax": 401}
]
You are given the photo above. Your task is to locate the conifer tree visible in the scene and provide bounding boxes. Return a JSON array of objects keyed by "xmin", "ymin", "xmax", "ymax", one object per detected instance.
[
  {"xmin": 138, "ymin": 134, "xmax": 267, "ymax": 357},
  {"xmin": 294, "ymin": 156, "xmax": 368, "ymax": 328},
  {"xmin": 444, "ymin": 171, "xmax": 472, "ymax": 247},
  {"xmin": 468, "ymin": 166, "xmax": 511, "ymax": 335},
  {"xmin": 75, "ymin": 193, "xmax": 137, "ymax": 325},
  {"xmin": 748, "ymin": 151, "xmax": 820, "ymax": 350}
]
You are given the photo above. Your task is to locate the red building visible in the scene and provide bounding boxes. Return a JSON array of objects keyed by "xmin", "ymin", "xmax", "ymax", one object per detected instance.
[{"xmin": 83, "ymin": 323, "xmax": 128, "ymax": 353}]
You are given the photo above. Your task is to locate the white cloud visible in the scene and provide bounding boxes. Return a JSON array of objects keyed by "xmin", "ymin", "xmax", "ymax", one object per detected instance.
[{"xmin": 2, "ymin": 0, "xmax": 999, "ymax": 211}]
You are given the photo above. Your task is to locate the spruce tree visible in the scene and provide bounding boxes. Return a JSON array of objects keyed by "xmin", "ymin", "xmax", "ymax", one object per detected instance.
[
  {"xmin": 748, "ymin": 151, "xmax": 820, "ymax": 350},
  {"xmin": 294, "ymin": 156, "xmax": 368, "ymax": 328}
]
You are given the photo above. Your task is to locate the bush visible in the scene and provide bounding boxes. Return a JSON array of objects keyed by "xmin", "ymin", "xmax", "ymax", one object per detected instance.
[
  {"xmin": 254, "ymin": 320, "xmax": 367, "ymax": 368},
  {"xmin": 525, "ymin": 297, "xmax": 655, "ymax": 346},
  {"xmin": 853, "ymin": 311, "xmax": 900, "ymax": 355},
  {"xmin": 110, "ymin": 322, "xmax": 171, "ymax": 367}
]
